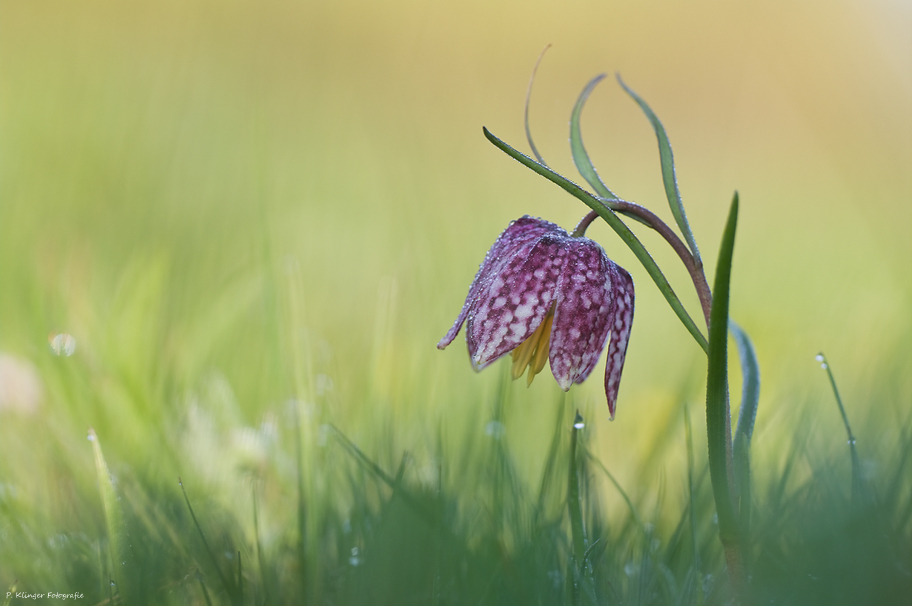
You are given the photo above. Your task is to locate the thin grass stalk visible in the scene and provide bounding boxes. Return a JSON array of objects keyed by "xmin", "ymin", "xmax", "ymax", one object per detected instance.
[
  {"xmin": 197, "ymin": 574, "xmax": 214, "ymax": 606},
  {"xmin": 178, "ymin": 478, "xmax": 236, "ymax": 602},
  {"xmin": 816, "ymin": 353, "xmax": 864, "ymax": 503}
]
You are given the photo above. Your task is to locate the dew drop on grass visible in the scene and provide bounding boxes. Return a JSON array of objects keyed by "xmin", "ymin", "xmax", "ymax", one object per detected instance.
[
  {"xmin": 848, "ymin": 439, "xmax": 856, "ymax": 446},
  {"xmin": 815, "ymin": 354, "xmax": 824, "ymax": 362},
  {"xmin": 87, "ymin": 432, "xmax": 95, "ymax": 442},
  {"xmin": 573, "ymin": 420, "xmax": 585, "ymax": 429},
  {"xmin": 49, "ymin": 333, "xmax": 76, "ymax": 356},
  {"xmin": 485, "ymin": 421, "xmax": 505, "ymax": 439},
  {"xmin": 349, "ymin": 547, "xmax": 361, "ymax": 566}
]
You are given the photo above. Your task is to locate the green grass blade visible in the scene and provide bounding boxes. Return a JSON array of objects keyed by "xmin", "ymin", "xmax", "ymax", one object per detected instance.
[
  {"xmin": 88, "ymin": 428, "xmax": 131, "ymax": 601},
  {"xmin": 197, "ymin": 573, "xmax": 214, "ymax": 606},
  {"xmin": 568, "ymin": 411, "xmax": 587, "ymax": 567},
  {"xmin": 816, "ymin": 353, "xmax": 864, "ymax": 503},
  {"xmin": 705, "ymin": 192, "xmax": 739, "ymax": 543},
  {"xmin": 617, "ymin": 75, "xmax": 702, "ymax": 266},
  {"xmin": 483, "ymin": 126, "xmax": 708, "ymax": 353},
  {"xmin": 587, "ymin": 454, "xmax": 645, "ymax": 533},
  {"xmin": 179, "ymin": 478, "xmax": 235, "ymax": 600},
  {"xmin": 329, "ymin": 425, "xmax": 438, "ymax": 526}
]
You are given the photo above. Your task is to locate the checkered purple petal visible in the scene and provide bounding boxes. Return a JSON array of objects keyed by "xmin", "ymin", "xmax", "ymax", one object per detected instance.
[
  {"xmin": 467, "ymin": 233, "xmax": 567, "ymax": 369},
  {"xmin": 437, "ymin": 216, "xmax": 559, "ymax": 350},
  {"xmin": 603, "ymin": 264, "xmax": 634, "ymax": 419},
  {"xmin": 548, "ymin": 238, "xmax": 615, "ymax": 391}
]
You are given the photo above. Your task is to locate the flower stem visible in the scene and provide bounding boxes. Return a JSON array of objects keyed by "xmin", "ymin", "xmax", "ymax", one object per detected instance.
[
  {"xmin": 574, "ymin": 198, "xmax": 713, "ymax": 329},
  {"xmin": 571, "ymin": 211, "xmax": 599, "ymax": 237}
]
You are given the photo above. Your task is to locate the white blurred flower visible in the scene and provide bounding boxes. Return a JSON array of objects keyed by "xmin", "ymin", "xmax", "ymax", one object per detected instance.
[{"xmin": 0, "ymin": 354, "xmax": 43, "ymax": 414}]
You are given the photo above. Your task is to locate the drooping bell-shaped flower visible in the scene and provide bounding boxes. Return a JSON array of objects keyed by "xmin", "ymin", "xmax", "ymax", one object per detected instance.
[{"xmin": 438, "ymin": 215, "xmax": 634, "ymax": 418}]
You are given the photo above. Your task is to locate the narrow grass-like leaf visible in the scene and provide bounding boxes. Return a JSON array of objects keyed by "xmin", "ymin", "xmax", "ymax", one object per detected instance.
[
  {"xmin": 179, "ymin": 478, "xmax": 235, "ymax": 600},
  {"xmin": 570, "ymin": 76, "xmax": 652, "ymax": 228},
  {"xmin": 483, "ymin": 126, "xmax": 708, "ymax": 353},
  {"xmin": 197, "ymin": 574, "xmax": 214, "ymax": 606},
  {"xmin": 524, "ymin": 44, "xmax": 551, "ymax": 166},
  {"xmin": 617, "ymin": 75, "xmax": 702, "ymax": 266},
  {"xmin": 816, "ymin": 353, "xmax": 864, "ymax": 503},
  {"xmin": 330, "ymin": 425, "xmax": 439, "ymax": 527},
  {"xmin": 582, "ymin": 537, "xmax": 606, "ymax": 568},
  {"xmin": 568, "ymin": 411, "xmax": 587, "ymax": 567},
  {"xmin": 88, "ymin": 428, "xmax": 131, "ymax": 601},
  {"xmin": 570, "ymin": 74, "xmax": 614, "ymax": 199},
  {"xmin": 705, "ymin": 192, "xmax": 739, "ymax": 543},
  {"xmin": 587, "ymin": 454, "xmax": 645, "ymax": 533}
]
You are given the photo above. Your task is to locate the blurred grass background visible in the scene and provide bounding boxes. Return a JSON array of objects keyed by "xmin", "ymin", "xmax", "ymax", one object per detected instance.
[{"xmin": 0, "ymin": 0, "xmax": 909, "ymax": 603}]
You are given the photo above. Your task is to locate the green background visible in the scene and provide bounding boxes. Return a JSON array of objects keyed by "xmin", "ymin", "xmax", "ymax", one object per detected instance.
[{"xmin": 0, "ymin": 0, "xmax": 909, "ymax": 599}]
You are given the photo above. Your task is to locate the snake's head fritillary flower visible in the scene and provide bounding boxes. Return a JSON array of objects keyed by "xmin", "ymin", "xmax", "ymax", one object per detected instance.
[{"xmin": 438, "ymin": 216, "xmax": 634, "ymax": 419}]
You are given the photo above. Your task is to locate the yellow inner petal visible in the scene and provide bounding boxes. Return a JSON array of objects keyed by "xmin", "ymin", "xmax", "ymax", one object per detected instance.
[{"xmin": 510, "ymin": 304, "xmax": 555, "ymax": 385}]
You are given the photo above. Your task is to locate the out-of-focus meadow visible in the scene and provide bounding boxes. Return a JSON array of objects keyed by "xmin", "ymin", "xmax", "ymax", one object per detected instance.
[{"xmin": 0, "ymin": 0, "xmax": 909, "ymax": 603}]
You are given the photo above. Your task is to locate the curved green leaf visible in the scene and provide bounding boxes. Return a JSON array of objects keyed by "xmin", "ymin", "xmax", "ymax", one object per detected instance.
[
  {"xmin": 570, "ymin": 74, "xmax": 614, "ymax": 198},
  {"xmin": 483, "ymin": 126, "xmax": 708, "ymax": 353},
  {"xmin": 617, "ymin": 75, "xmax": 702, "ymax": 266},
  {"xmin": 524, "ymin": 44, "xmax": 551, "ymax": 166},
  {"xmin": 730, "ymin": 320, "xmax": 759, "ymax": 551},
  {"xmin": 731, "ymin": 321, "xmax": 760, "ymax": 452},
  {"xmin": 570, "ymin": 76, "xmax": 650, "ymax": 228}
]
